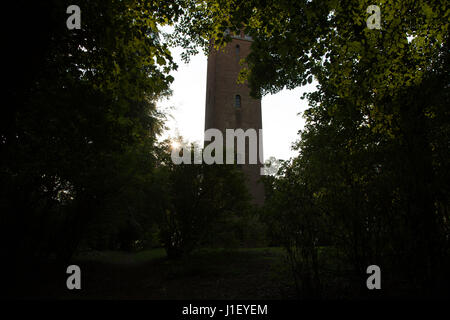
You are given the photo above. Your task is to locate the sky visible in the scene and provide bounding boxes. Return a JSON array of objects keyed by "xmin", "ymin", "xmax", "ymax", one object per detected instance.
[{"xmin": 157, "ymin": 46, "xmax": 317, "ymax": 162}]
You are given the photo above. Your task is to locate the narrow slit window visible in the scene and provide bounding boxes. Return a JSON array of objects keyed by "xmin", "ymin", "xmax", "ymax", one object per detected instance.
[{"xmin": 235, "ymin": 95, "xmax": 241, "ymax": 108}]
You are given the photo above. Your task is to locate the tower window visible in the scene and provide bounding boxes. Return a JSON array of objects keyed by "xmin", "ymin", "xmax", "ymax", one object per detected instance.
[{"xmin": 235, "ymin": 95, "xmax": 241, "ymax": 108}]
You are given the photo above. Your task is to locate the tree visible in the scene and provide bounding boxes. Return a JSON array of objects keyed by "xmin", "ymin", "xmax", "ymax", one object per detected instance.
[
  {"xmin": 154, "ymin": 141, "xmax": 251, "ymax": 258},
  {"xmin": 173, "ymin": 0, "xmax": 450, "ymax": 296},
  {"xmin": 1, "ymin": 1, "xmax": 186, "ymax": 294}
]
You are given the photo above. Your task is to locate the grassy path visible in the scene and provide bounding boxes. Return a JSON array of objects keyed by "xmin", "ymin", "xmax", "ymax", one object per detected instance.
[{"xmin": 28, "ymin": 247, "xmax": 296, "ymax": 299}]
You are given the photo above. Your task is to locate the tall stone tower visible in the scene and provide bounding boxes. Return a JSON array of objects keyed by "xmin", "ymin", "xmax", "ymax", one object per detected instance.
[{"xmin": 204, "ymin": 31, "xmax": 264, "ymax": 205}]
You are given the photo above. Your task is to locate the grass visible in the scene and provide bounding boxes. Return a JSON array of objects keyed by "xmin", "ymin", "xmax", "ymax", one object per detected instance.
[
  {"xmin": 74, "ymin": 248, "xmax": 167, "ymax": 265},
  {"xmin": 24, "ymin": 247, "xmax": 296, "ymax": 299}
]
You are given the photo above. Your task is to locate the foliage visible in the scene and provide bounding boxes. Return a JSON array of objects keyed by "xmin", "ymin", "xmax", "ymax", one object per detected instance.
[
  {"xmin": 153, "ymin": 141, "xmax": 252, "ymax": 258},
  {"xmin": 1, "ymin": 0, "xmax": 182, "ymax": 266},
  {"xmin": 174, "ymin": 0, "xmax": 450, "ymax": 296}
]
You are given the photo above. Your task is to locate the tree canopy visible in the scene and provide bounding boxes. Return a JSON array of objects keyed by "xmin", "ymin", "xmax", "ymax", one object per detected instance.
[{"xmin": 173, "ymin": 0, "xmax": 449, "ymax": 296}]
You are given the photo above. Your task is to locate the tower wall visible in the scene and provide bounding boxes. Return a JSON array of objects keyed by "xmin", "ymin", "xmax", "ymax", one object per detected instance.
[{"xmin": 204, "ymin": 34, "xmax": 264, "ymax": 205}]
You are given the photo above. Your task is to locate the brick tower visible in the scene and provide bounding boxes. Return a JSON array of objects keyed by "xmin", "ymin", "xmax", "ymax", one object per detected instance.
[{"xmin": 204, "ymin": 31, "xmax": 264, "ymax": 205}]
